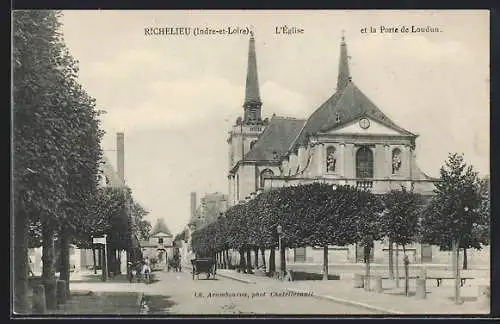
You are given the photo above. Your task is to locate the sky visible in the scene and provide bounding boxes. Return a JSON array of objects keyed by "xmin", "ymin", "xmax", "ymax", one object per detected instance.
[{"xmin": 60, "ymin": 10, "xmax": 490, "ymax": 236}]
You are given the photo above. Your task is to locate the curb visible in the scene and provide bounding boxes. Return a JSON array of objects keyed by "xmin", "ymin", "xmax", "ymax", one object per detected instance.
[
  {"xmin": 182, "ymin": 266, "xmax": 257, "ymax": 284},
  {"xmin": 285, "ymin": 288, "xmax": 404, "ymax": 315},
  {"xmin": 215, "ymin": 271, "xmax": 403, "ymax": 314},
  {"xmin": 216, "ymin": 272, "xmax": 257, "ymax": 284}
]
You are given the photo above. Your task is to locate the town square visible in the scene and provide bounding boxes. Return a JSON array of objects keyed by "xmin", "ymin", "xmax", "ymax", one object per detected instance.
[{"xmin": 12, "ymin": 10, "xmax": 490, "ymax": 317}]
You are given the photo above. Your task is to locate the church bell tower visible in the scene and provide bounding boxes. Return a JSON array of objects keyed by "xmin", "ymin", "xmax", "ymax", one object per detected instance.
[
  {"xmin": 227, "ymin": 33, "xmax": 266, "ymax": 170},
  {"xmin": 227, "ymin": 33, "xmax": 267, "ymax": 205},
  {"xmin": 243, "ymin": 32, "xmax": 263, "ymax": 125}
]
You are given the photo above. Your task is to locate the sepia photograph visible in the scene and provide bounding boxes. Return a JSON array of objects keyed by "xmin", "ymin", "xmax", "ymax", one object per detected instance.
[{"xmin": 12, "ymin": 9, "xmax": 490, "ymax": 317}]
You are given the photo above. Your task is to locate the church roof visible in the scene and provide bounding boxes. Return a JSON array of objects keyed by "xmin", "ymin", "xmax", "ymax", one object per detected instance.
[
  {"xmin": 244, "ymin": 116, "xmax": 306, "ymax": 162},
  {"xmin": 291, "ymin": 35, "xmax": 415, "ymax": 150},
  {"xmin": 150, "ymin": 218, "xmax": 172, "ymax": 237}
]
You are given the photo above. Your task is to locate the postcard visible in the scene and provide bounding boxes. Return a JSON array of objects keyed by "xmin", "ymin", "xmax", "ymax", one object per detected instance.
[{"xmin": 12, "ymin": 9, "xmax": 490, "ymax": 317}]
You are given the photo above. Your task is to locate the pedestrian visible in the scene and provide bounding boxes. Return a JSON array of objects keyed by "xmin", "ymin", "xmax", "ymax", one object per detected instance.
[
  {"xmin": 142, "ymin": 258, "xmax": 151, "ymax": 283},
  {"xmin": 28, "ymin": 257, "xmax": 35, "ymax": 277}
]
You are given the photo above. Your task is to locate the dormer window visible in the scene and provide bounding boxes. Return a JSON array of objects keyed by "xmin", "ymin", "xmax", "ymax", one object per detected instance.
[{"xmin": 335, "ymin": 114, "xmax": 341, "ymax": 123}]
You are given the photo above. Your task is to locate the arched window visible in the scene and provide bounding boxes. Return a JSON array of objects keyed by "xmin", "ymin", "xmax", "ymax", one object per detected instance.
[
  {"xmin": 356, "ymin": 146, "xmax": 374, "ymax": 178},
  {"xmin": 260, "ymin": 169, "xmax": 274, "ymax": 188},
  {"xmin": 392, "ymin": 148, "xmax": 402, "ymax": 174},
  {"xmin": 326, "ymin": 146, "xmax": 337, "ymax": 172}
]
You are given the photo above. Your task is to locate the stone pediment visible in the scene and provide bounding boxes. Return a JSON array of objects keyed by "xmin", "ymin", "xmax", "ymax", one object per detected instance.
[{"xmin": 323, "ymin": 116, "xmax": 408, "ymax": 136}]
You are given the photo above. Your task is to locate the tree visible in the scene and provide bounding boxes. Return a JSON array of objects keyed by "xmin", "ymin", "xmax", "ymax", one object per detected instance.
[
  {"xmin": 13, "ymin": 10, "xmax": 90, "ymax": 313},
  {"xmin": 382, "ymin": 187, "xmax": 423, "ymax": 280},
  {"xmin": 298, "ymin": 184, "xmax": 358, "ymax": 280},
  {"xmin": 350, "ymin": 188, "xmax": 385, "ymax": 291},
  {"xmin": 420, "ymin": 153, "xmax": 486, "ymax": 270},
  {"xmin": 56, "ymin": 73, "xmax": 103, "ymax": 297},
  {"xmin": 472, "ymin": 177, "xmax": 490, "ymax": 248},
  {"xmin": 136, "ymin": 220, "xmax": 152, "ymax": 242}
]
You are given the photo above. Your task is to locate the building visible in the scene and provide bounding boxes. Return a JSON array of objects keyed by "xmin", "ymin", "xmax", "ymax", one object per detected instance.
[
  {"xmin": 29, "ymin": 132, "xmax": 140, "ymax": 275},
  {"xmin": 225, "ymin": 33, "xmax": 489, "ymax": 266},
  {"xmin": 140, "ymin": 218, "xmax": 174, "ymax": 266},
  {"xmin": 189, "ymin": 192, "xmax": 228, "ymax": 229},
  {"xmin": 180, "ymin": 192, "xmax": 229, "ymax": 264}
]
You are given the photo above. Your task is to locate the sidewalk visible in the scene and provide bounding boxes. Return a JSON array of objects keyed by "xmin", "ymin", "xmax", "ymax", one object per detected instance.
[
  {"xmin": 289, "ymin": 262, "xmax": 490, "ymax": 271},
  {"xmin": 215, "ymin": 269, "xmax": 490, "ymax": 315},
  {"xmin": 67, "ymin": 269, "xmax": 150, "ymax": 295},
  {"xmin": 287, "ymin": 263, "xmax": 490, "ymax": 280}
]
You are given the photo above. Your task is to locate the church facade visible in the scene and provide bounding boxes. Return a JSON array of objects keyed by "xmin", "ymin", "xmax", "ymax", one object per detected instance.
[{"xmin": 225, "ymin": 34, "xmax": 489, "ymax": 266}]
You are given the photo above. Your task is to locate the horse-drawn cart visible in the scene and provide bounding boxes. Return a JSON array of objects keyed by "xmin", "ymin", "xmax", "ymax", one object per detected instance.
[
  {"xmin": 167, "ymin": 256, "xmax": 182, "ymax": 272},
  {"xmin": 191, "ymin": 258, "xmax": 216, "ymax": 280}
]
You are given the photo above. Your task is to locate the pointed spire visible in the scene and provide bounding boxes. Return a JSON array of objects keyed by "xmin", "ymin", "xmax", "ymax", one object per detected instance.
[
  {"xmin": 244, "ymin": 31, "xmax": 261, "ymax": 104},
  {"xmin": 243, "ymin": 32, "xmax": 262, "ymax": 124},
  {"xmin": 336, "ymin": 30, "xmax": 351, "ymax": 91}
]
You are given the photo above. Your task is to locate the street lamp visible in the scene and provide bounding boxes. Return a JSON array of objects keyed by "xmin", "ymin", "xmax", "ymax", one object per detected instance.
[{"xmin": 277, "ymin": 225, "xmax": 283, "ymax": 280}]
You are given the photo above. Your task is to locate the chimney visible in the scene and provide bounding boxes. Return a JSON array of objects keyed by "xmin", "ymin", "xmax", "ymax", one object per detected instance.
[
  {"xmin": 190, "ymin": 192, "xmax": 197, "ymax": 221},
  {"xmin": 117, "ymin": 132, "xmax": 125, "ymax": 183}
]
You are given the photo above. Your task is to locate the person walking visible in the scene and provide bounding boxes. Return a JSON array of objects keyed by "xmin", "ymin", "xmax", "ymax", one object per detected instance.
[
  {"xmin": 28, "ymin": 257, "xmax": 35, "ymax": 277},
  {"xmin": 142, "ymin": 258, "xmax": 151, "ymax": 284}
]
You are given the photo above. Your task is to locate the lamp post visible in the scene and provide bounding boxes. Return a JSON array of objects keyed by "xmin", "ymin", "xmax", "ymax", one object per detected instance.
[{"xmin": 277, "ymin": 225, "xmax": 283, "ymax": 280}]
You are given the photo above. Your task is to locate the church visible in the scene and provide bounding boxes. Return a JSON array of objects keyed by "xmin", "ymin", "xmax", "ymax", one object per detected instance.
[{"xmin": 225, "ymin": 33, "xmax": 486, "ymax": 266}]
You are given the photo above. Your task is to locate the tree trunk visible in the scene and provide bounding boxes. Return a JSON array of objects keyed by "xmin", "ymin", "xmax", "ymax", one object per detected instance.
[
  {"xmin": 280, "ymin": 244, "xmax": 286, "ymax": 279},
  {"xmin": 403, "ymin": 244, "xmax": 409, "ymax": 297},
  {"xmin": 41, "ymin": 223, "xmax": 56, "ymax": 281},
  {"xmin": 246, "ymin": 249, "xmax": 253, "ymax": 274},
  {"xmin": 117, "ymin": 250, "xmax": 122, "ymax": 275},
  {"xmin": 388, "ymin": 238, "xmax": 394, "ymax": 280},
  {"xmin": 111, "ymin": 247, "xmax": 117, "ymax": 276},
  {"xmin": 260, "ymin": 248, "xmax": 266, "ymax": 272},
  {"xmin": 395, "ymin": 243, "xmax": 400, "ymax": 288},
  {"xmin": 239, "ymin": 250, "xmax": 246, "ymax": 273},
  {"xmin": 463, "ymin": 248, "xmax": 468, "ymax": 270},
  {"xmin": 364, "ymin": 245, "xmax": 371, "ymax": 291},
  {"xmin": 269, "ymin": 248, "xmax": 276, "ymax": 274},
  {"xmin": 225, "ymin": 250, "xmax": 230, "ymax": 269},
  {"xmin": 101, "ymin": 245, "xmax": 108, "ymax": 282},
  {"xmin": 41, "ymin": 222, "xmax": 57, "ymax": 310},
  {"xmin": 59, "ymin": 228, "xmax": 71, "ymax": 299},
  {"xmin": 453, "ymin": 239, "xmax": 461, "ymax": 304},
  {"xmin": 323, "ymin": 245, "xmax": 329, "ymax": 281},
  {"xmin": 13, "ymin": 209, "xmax": 29, "ymax": 314},
  {"xmin": 92, "ymin": 246, "xmax": 97, "ymax": 274},
  {"xmin": 254, "ymin": 247, "xmax": 259, "ymax": 269}
]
